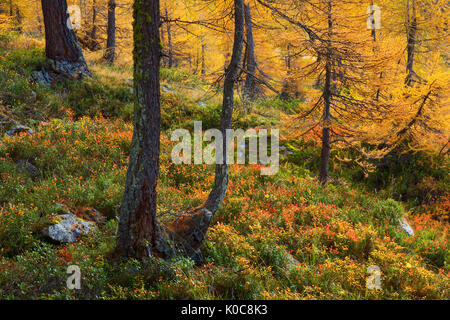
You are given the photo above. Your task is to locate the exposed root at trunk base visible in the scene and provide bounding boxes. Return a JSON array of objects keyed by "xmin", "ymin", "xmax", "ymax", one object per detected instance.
[{"xmin": 30, "ymin": 59, "xmax": 91, "ymax": 87}]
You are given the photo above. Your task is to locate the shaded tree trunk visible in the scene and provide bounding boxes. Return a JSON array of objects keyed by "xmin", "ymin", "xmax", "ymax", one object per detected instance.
[
  {"xmin": 319, "ymin": 63, "xmax": 332, "ymax": 184},
  {"xmin": 104, "ymin": 0, "xmax": 116, "ymax": 64},
  {"xmin": 201, "ymin": 36, "xmax": 206, "ymax": 75},
  {"xmin": 243, "ymin": 3, "xmax": 257, "ymax": 101},
  {"xmin": 15, "ymin": 5, "xmax": 22, "ymax": 32},
  {"xmin": 319, "ymin": 3, "xmax": 333, "ymax": 185},
  {"xmin": 281, "ymin": 43, "xmax": 294, "ymax": 100},
  {"xmin": 165, "ymin": 9, "xmax": 173, "ymax": 68},
  {"xmin": 370, "ymin": 1, "xmax": 382, "ymax": 101},
  {"xmin": 116, "ymin": 0, "xmax": 170, "ymax": 260},
  {"xmin": 40, "ymin": 0, "xmax": 90, "ymax": 79},
  {"xmin": 35, "ymin": 0, "xmax": 43, "ymax": 36},
  {"xmin": 405, "ymin": 0, "xmax": 417, "ymax": 86},
  {"xmin": 90, "ymin": 0, "xmax": 97, "ymax": 41},
  {"xmin": 160, "ymin": 22, "xmax": 165, "ymax": 67}
]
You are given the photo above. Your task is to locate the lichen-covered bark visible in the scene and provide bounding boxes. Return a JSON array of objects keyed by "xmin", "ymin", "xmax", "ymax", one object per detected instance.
[
  {"xmin": 117, "ymin": 0, "xmax": 244, "ymax": 261},
  {"xmin": 41, "ymin": 0, "xmax": 90, "ymax": 78},
  {"xmin": 116, "ymin": 0, "xmax": 170, "ymax": 259}
]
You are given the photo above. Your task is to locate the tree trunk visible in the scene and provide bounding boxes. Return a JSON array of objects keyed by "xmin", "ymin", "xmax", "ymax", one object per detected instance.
[
  {"xmin": 40, "ymin": 0, "xmax": 90, "ymax": 79},
  {"xmin": 243, "ymin": 3, "xmax": 257, "ymax": 101},
  {"xmin": 281, "ymin": 43, "xmax": 293, "ymax": 100},
  {"xmin": 319, "ymin": 62, "xmax": 332, "ymax": 184},
  {"xmin": 319, "ymin": 3, "xmax": 333, "ymax": 185},
  {"xmin": 104, "ymin": 0, "xmax": 116, "ymax": 64},
  {"xmin": 205, "ymin": 0, "xmax": 244, "ymax": 215},
  {"xmin": 405, "ymin": 0, "xmax": 417, "ymax": 86},
  {"xmin": 90, "ymin": 0, "xmax": 97, "ymax": 41},
  {"xmin": 370, "ymin": 1, "xmax": 382, "ymax": 101},
  {"xmin": 201, "ymin": 36, "xmax": 206, "ymax": 75},
  {"xmin": 35, "ymin": 0, "xmax": 43, "ymax": 36},
  {"xmin": 117, "ymin": 0, "xmax": 244, "ymax": 262},
  {"xmin": 163, "ymin": 0, "xmax": 245, "ymax": 263},
  {"xmin": 116, "ymin": 0, "xmax": 171, "ymax": 260},
  {"xmin": 165, "ymin": 9, "xmax": 173, "ymax": 68},
  {"xmin": 160, "ymin": 22, "xmax": 165, "ymax": 67}
]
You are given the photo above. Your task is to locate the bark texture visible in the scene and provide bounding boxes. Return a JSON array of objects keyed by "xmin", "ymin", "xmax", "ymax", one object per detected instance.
[
  {"xmin": 116, "ymin": 0, "xmax": 170, "ymax": 260},
  {"xmin": 41, "ymin": 0, "xmax": 90, "ymax": 79},
  {"xmin": 104, "ymin": 0, "xmax": 116, "ymax": 64}
]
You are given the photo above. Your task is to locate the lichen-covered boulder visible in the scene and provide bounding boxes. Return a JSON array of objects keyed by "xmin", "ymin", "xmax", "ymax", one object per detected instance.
[{"xmin": 43, "ymin": 213, "xmax": 96, "ymax": 243}]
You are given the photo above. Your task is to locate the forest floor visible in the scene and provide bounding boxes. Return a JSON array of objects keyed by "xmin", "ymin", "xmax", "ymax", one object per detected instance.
[{"xmin": 0, "ymin": 33, "xmax": 448, "ymax": 299}]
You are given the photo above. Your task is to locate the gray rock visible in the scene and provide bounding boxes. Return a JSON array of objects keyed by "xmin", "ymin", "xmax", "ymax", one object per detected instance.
[
  {"xmin": 43, "ymin": 213, "xmax": 96, "ymax": 243},
  {"xmin": 16, "ymin": 160, "xmax": 41, "ymax": 182},
  {"xmin": 399, "ymin": 216, "xmax": 414, "ymax": 236},
  {"xmin": 7, "ymin": 125, "xmax": 34, "ymax": 136}
]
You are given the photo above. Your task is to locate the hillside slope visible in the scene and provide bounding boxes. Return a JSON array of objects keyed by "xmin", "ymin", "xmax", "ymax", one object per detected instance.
[{"xmin": 0, "ymin": 34, "xmax": 448, "ymax": 299}]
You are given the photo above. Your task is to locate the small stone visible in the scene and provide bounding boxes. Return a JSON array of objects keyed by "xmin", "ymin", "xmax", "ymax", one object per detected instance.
[
  {"xmin": 7, "ymin": 125, "xmax": 34, "ymax": 136},
  {"xmin": 399, "ymin": 216, "xmax": 414, "ymax": 236}
]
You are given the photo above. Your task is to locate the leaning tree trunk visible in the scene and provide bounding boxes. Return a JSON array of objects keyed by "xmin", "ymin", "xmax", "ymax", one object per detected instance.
[
  {"xmin": 104, "ymin": 0, "xmax": 116, "ymax": 64},
  {"xmin": 116, "ymin": 0, "xmax": 171, "ymax": 260},
  {"xmin": 41, "ymin": 0, "xmax": 90, "ymax": 79},
  {"xmin": 205, "ymin": 0, "xmax": 244, "ymax": 215},
  {"xmin": 163, "ymin": 0, "xmax": 245, "ymax": 262},
  {"xmin": 243, "ymin": 3, "xmax": 257, "ymax": 101}
]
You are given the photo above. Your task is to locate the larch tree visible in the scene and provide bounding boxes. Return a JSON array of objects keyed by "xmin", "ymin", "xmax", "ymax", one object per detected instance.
[
  {"xmin": 116, "ymin": 0, "xmax": 245, "ymax": 260},
  {"xmin": 165, "ymin": 0, "xmax": 244, "ymax": 260},
  {"xmin": 257, "ymin": 0, "xmax": 393, "ymax": 184},
  {"xmin": 40, "ymin": 0, "xmax": 90, "ymax": 79},
  {"xmin": 116, "ymin": 0, "xmax": 170, "ymax": 259}
]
